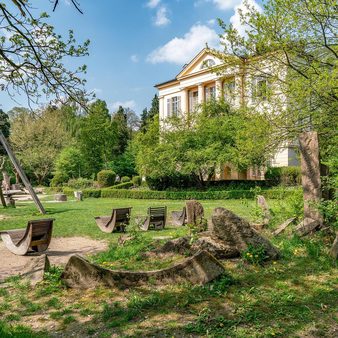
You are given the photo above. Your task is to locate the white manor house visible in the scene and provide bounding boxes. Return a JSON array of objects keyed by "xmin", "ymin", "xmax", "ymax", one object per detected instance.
[{"xmin": 155, "ymin": 48, "xmax": 299, "ymax": 181}]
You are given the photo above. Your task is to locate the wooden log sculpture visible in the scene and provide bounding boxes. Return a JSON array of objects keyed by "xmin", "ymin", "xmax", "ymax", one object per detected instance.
[
  {"xmin": 0, "ymin": 219, "xmax": 54, "ymax": 255},
  {"xmin": 62, "ymin": 250, "xmax": 226, "ymax": 289}
]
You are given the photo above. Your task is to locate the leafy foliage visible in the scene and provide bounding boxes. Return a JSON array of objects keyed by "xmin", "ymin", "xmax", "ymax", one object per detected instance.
[
  {"xmin": 97, "ymin": 169, "xmax": 116, "ymax": 188},
  {"xmin": 135, "ymin": 100, "xmax": 273, "ymax": 185},
  {"xmin": 51, "ymin": 146, "xmax": 87, "ymax": 186}
]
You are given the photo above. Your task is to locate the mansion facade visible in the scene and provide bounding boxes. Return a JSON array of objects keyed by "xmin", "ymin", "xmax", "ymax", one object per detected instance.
[{"xmin": 155, "ymin": 49, "xmax": 299, "ymax": 181}]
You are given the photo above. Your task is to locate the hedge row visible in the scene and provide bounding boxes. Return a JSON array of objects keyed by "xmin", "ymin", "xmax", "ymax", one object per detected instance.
[
  {"xmin": 62, "ymin": 187, "xmax": 301, "ymax": 200},
  {"xmin": 109, "ymin": 182, "xmax": 134, "ymax": 190}
]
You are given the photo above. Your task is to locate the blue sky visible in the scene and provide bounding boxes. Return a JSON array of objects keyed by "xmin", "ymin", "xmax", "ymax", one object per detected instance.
[{"xmin": 0, "ymin": 0, "xmax": 261, "ymax": 114}]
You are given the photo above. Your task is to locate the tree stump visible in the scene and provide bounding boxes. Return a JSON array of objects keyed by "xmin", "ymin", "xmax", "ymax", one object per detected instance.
[{"xmin": 55, "ymin": 194, "xmax": 67, "ymax": 202}]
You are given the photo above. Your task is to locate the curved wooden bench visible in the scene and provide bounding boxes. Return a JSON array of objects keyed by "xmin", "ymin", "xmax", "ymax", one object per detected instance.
[
  {"xmin": 0, "ymin": 219, "xmax": 54, "ymax": 256},
  {"xmin": 95, "ymin": 207, "xmax": 132, "ymax": 233}
]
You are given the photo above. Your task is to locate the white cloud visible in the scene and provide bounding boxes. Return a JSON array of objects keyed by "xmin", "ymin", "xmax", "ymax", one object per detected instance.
[
  {"xmin": 195, "ymin": 0, "xmax": 241, "ymax": 10},
  {"xmin": 211, "ymin": 0, "xmax": 242, "ymax": 10},
  {"xmin": 154, "ymin": 6, "xmax": 170, "ymax": 26},
  {"xmin": 147, "ymin": 24, "xmax": 219, "ymax": 64},
  {"xmin": 230, "ymin": 0, "xmax": 261, "ymax": 36},
  {"xmin": 146, "ymin": 0, "xmax": 161, "ymax": 8},
  {"xmin": 130, "ymin": 54, "xmax": 139, "ymax": 63},
  {"xmin": 111, "ymin": 100, "xmax": 136, "ymax": 110}
]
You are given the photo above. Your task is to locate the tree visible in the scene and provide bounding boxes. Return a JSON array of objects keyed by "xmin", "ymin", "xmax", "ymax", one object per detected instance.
[
  {"xmin": 111, "ymin": 106, "xmax": 130, "ymax": 156},
  {"xmin": 78, "ymin": 99, "xmax": 117, "ymax": 176},
  {"xmin": 135, "ymin": 100, "xmax": 272, "ymax": 186},
  {"xmin": 106, "ymin": 143, "xmax": 137, "ymax": 178},
  {"xmin": 51, "ymin": 146, "xmax": 87, "ymax": 186},
  {"xmin": 140, "ymin": 94, "xmax": 159, "ymax": 133},
  {"xmin": 9, "ymin": 106, "xmax": 72, "ymax": 184},
  {"xmin": 0, "ymin": 1, "xmax": 89, "ymax": 108},
  {"xmin": 213, "ymin": 0, "xmax": 337, "ymax": 167}
]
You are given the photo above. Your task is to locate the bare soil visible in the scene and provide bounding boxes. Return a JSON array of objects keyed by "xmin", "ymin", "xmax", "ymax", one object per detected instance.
[{"xmin": 0, "ymin": 237, "xmax": 108, "ymax": 282}]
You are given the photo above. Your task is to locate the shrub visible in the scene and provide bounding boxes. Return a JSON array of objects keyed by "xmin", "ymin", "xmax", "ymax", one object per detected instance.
[
  {"xmin": 132, "ymin": 176, "xmax": 142, "ymax": 187},
  {"xmin": 97, "ymin": 170, "xmax": 116, "ymax": 187},
  {"xmin": 146, "ymin": 174, "xmax": 195, "ymax": 191},
  {"xmin": 97, "ymin": 187, "xmax": 301, "ymax": 200},
  {"xmin": 265, "ymin": 166, "xmax": 301, "ymax": 186},
  {"xmin": 280, "ymin": 166, "xmax": 301, "ymax": 186},
  {"xmin": 66, "ymin": 178, "xmax": 93, "ymax": 189},
  {"xmin": 121, "ymin": 176, "xmax": 131, "ymax": 183}
]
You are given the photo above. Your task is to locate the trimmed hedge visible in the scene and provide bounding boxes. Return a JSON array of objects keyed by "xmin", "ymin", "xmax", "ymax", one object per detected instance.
[{"xmin": 62, "ymin": 187, "xmax": 301, "ymax": 200}]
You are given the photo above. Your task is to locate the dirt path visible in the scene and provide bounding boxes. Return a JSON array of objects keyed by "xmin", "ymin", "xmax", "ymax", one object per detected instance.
[{"xmin": 0, "ymin": 237, "xmax": 108, "ymax": 282}]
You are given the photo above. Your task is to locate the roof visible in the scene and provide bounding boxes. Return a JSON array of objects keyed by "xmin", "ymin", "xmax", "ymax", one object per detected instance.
[{"xmin": 154, "ymin": 78, "xmax": 178, "ymax": 88}]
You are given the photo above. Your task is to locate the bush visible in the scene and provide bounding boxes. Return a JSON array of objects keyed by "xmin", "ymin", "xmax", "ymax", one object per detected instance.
[
  {"xmin": 98, "ymin": 187, "xmax": 301, "ymax": 200},
  {"xmin": 280, "ymin": 166, "xmax": 301, "ymax": 186},
  {"xmin": 132, "ymin": 176, "xmax": 142, "ymax": 187},
  {"xmin": 265, "ymin": 166, "xmax": 301, "ymax": 186},
  {"xmin": 146, "ymin": 174, "xmax": 196, "ymax": 190},
  {"xmin": 66, "ymin": 178, "xmax": 94, "ymax": 189},
  {"xmin": 97, "ymin": 170, "xmax": 116, "ymax": 187},
  {"xmin": 121, "ymin": 176, "xmax": 131, "ymax": 183}
]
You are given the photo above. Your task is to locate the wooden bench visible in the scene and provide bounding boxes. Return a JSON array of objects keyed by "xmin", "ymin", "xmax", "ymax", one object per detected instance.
[
  {"xmin": 139, "ymin": 206, "xmax": 167, "ymax": 231},
  {"xmin": 0, "ymin": 219, "xmax": 54, "ymax": 255},
  {"xmin": 95, "ymin": 207, "xmax": 132, "ymax": 233}
]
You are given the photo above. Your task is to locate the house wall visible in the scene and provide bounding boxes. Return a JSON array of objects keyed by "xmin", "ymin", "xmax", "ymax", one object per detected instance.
[{"xmin": 156, "ymin": 49, "xmax": 299, "ymax": 179}]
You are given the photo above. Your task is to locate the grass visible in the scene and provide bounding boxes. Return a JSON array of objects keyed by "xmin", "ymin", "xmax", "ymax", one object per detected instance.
[
  {"xmin": 0, "ymin": 196, "xmax": 261, "ymax": 239},
  {"xmin": 0, "ymin": 196, "xmax": 336, "ymax": 337}
]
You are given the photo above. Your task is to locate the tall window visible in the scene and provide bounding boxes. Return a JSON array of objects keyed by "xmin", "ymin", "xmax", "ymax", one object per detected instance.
[
  {"xmin": 252, "ymin": 76, "xmax": 270, "ymax": 102},
  {"xmin": 205, "ymin": 85, "xmax": 216, "ymax": 101},
  {"xmin": 189, "ymin": 90, "xmax": 198, "ymax": 112},
  {"xmin": 167, "ymin": 96, "xmax": 181, "ymax": 117},
  {"xmin": 223, "ymin": 80, "xmax": 235, "ymax": 103}
]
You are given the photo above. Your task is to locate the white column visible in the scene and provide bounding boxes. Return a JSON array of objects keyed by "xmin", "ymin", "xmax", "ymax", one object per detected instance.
[
  {"xmin": 179, "ymin": 87, "xmax": 188, "ymax": 115},
  {"xmin": 198, "ymin": 83, "xmax": 204, "ymax": 104},
  {"xmin": 215, "ymin": 79, "xmax": 222, "ymax": 99}
]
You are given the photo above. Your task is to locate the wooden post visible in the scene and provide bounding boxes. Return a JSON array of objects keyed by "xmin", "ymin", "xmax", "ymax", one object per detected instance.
[{"xmin": 0, "ymin": 130, "xmax": 46, "ymax": 214}]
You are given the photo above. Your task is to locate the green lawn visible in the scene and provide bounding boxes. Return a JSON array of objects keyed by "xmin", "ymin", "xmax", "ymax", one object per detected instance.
[
  {"xmin": 0, "ymin": 197, "xmax": 261, "ymax": 239},
  {"xmin": 0, "ymin": 196, "xmax": 337, "ymax": 337}
]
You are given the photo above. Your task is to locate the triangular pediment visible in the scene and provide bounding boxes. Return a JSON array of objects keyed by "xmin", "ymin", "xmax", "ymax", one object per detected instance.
[{"xmin": 176, "ymin": 48, "xmax": 221, "ymax": 79}]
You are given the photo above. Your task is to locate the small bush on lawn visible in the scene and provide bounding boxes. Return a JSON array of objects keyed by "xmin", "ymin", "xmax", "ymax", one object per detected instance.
[
  {"xmin": 97, "ymin": 170, "xmax": 116, "ymax": 187},
  {"xmin": 66, "ymin": 177, "xmax": 93, "ymax": 189},
  {"xmin": 121, "ymin": 176, "xmax": 131, "ymax": 183},
  {"xmin": 132, "ymin": 176, "xmax": 141, "ymax": 187}
]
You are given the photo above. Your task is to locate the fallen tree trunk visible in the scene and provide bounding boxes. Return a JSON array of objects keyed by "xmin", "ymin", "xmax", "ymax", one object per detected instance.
[{"xmin": 62, "ymin": 250, "xmax": 226, "ymax": 289}]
